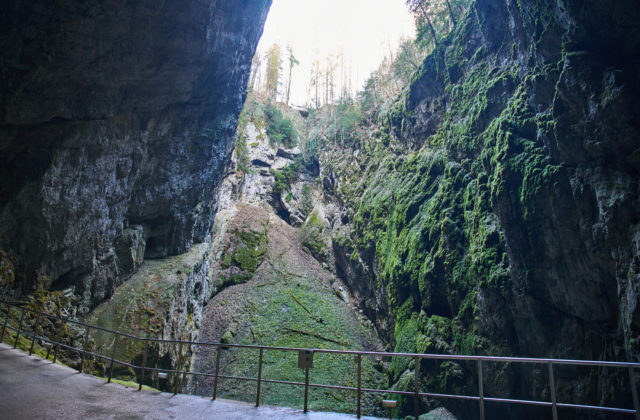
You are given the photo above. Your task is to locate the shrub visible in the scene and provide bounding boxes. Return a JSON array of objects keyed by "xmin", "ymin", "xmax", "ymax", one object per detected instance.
[
  {"xmin": 265, "ymin": 103, "xmax": 299, "ymax": 147},
  {"xmin": 271, "ymin": 158, "xmax": 302, "ymax": 193}
]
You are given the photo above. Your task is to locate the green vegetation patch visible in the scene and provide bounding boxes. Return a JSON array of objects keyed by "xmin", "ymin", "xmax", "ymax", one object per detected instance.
[
  {"xmin": 265, "ymin": 103, "xmax": 299, "ymax": 148},
  {"xmin": 215, "ymin": 266, "xmax": 385, "ymax": 416},
  {"xmin": 270, "ymin": 158, "xmax": 302, "ymax": 193},
  {"xmin": 218, "ymin": 227, "xmax": 268, "ymax": 288},
  {"xmin": 299, "ymin": 208, "xmax": 329, "ymax": 261},
  {"xmin": 315, "ymin": 2, "xmax": 567, "ymax": 416},
  {"xmin": 86, "ymin": 244, "xmax": 209, "ymax": 380}
]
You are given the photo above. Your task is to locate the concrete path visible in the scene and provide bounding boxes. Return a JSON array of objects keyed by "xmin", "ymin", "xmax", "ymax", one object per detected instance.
[{"xmin": 0, "ymin": 344, "xmax": 381, "ymax": 419}]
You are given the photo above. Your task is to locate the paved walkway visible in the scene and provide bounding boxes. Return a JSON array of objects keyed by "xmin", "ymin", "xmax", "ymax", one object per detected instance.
[{"xmin": 0, "ymin": 344, "xmax": 380, "ymax": 419}]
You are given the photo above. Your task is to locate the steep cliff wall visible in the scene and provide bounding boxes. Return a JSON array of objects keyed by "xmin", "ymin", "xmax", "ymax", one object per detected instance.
[
  {"xmin": 323, "ymin": 0, "xmax": 640, "ymax": 417},
  {"xmin": 0, "ymin": 0, "xmax": 271, "ymax": 308}
]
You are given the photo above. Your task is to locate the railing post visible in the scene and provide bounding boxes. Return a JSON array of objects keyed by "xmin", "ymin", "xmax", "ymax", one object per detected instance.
[
  {"xmin": 0, "ymin": 304, "xmax": 11, "ymax": 343},
  {"xmin": 477, "ymin": 359, "xmax": 485, "ymax": 420},
  {"xmin": 548, "ymin": 362, "xmax": 558, "ymax": 420},
  {"xmin": 29, "ymin": 313, "xmax": 41, "ymax": 355},
  {"xmin": 45, "ymin": 316, "xmax": 54, "ymax": 360},
  {"xmin": 304, "ymin": 365, "xmax": 310, "ymax": 413},
  {"xmin": 414, "ymin": 356, "xmax": 420, "ymax": 419},
  {"xmin": 52, "ymin": 320, "xmax": 63, "ymax": 363},
  {"xmin": 173, "ymin": 341, "xmax": 183, "ymax": 395},
  {"xmin": 13, "ymin": 307, "xmax": 26, "ymax": 348},
  {"xmin": 356, "ymin": 354, "xmax": 362, "ymax": 418},
  {"xmin": 79, "ymin": 327, "xmax": 90, "ymax": 373},
  {"xmin": 212, "ymin": 344, "xmax": 221, "ymax": 400},
  {"xmin": 107, "ymin": 334, "xmax": 119, "ymax": 383},
  {"xmin": 138, "ymin": 339, "xmax": 149, "ymax": 391},
  {"xmin": 629, "ymin": 366, "xmax": 640, "ymax": 420},
  {"xmin": 256, "ymin": 348, "xmax": 264, "ymax": 407}
]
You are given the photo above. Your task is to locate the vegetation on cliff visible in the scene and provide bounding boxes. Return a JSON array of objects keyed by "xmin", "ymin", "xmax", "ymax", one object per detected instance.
[{"xmin": 293, "ymin": 1, "xmax": 640, "ymax": 417}]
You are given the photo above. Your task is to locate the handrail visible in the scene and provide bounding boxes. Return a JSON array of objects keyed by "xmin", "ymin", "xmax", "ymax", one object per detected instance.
[{"xmin": 1, "ymin": 299, "xmax": 639, "ymax": 419}]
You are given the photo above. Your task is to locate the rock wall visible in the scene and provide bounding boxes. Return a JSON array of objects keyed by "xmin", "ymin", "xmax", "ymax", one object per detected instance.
[
  {"xmin": 0, "ymin": 0, "xmax": 271, "ymax": 308},
  {"xmin": 85, "ymin": 242, "xmax": 211, "ymax": 387},
  {"xmin": 322, "ymin": 0, "xmax": 640, "ymax": 417}
]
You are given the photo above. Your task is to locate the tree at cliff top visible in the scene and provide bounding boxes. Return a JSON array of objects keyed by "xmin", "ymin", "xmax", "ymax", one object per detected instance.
[
  {"xmin": 356, "ymin": 39, "xmax": 425, "ymax": 124},
  {"xmin": 249, "ymin": 51, "xmax": 263, "ymax": 92},
  {"xmin": 285, "ymin": 46, "xmax": 299, "ymax": 105},
  {"xmin": 265, "ymin": 43, "xmax": 282, "ymax": 101},
  {"xmin": 406, "ymin": 0, "xmax": 471, "ymax": 50}
]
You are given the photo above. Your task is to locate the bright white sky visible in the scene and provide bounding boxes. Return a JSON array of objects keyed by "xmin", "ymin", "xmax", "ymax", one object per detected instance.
[{"xmin": 256, "ymin": 0, "xmax": 415, "ymax": 106}]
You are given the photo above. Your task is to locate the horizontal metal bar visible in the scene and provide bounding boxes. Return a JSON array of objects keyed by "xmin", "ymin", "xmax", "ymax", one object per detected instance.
[
  {"xmin": 218, "ymin": 374, "xmax": 258, "ymax": 382},
  {"xmin": 143, "ymin": 367, "xmax": 176, "ymax": 374},
  {"xmin": 484, "ymin": 396, "xmax": 553, "ymax": 407},
  {"xmin": 416, "ymin": 391, "xmax": 480, "ymax": 401},
  {"xmin": 260, "ymin": 378, "xmax": 305, "ymax": 387},
  {"xmin": 556, "ymin": 402, "xmax": 637, "ymax": 414},
  {"xmin": 309, "ymin": 383, "xmax": 357, "ymax": 392},
  {"xmin": 110, "ymin": 359, "xmax": 138, "ymax": 370},
  {"xmin": 2, "ymin": 304, "xmax": 141, "ymax": 340}
]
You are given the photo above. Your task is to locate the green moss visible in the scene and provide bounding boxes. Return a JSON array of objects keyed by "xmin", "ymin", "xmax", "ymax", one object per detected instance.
[
  {"xmin": 299, "ymin": 209, "xmax": 328, "ymax": 260},
  {"xmin": 214, "ymin": 264, "xmax": 384, "ymax": 415},
  {"xmin": 221, "ymin": 229, "xmax": 267, "ymax": 272},
  {"xmin": 96, "ymin": 376, "xmax": 158, "ymax": 391},
  {"xmin": 221, "ymin": 330, "xmax": 234, "ymax": 344},
  {"xmin": 265, "ymin": 103, "xmax": 299, "ymax": 148},
  {"xmin": 271, "ymin": 158, "xmax": 302, "ymax": 193},
  {"xmin": 220, "ymin": 253, "xmax": 233, "ymax": 269},
  {"xmin": 316, "ymin": 4, "xmax": 569, "ymax": 416}
]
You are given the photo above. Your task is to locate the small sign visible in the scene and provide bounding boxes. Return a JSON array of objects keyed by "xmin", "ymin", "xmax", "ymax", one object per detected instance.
[{"xmin": 298, "ymin": 349, "xmax": 314, "ymax": 369}]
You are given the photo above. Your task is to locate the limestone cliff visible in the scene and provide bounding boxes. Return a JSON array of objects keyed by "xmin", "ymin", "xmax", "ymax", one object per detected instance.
[
  {"xmin": 321, "ymin": 0, "xmax": 640, "ymax": 417},
  {"xmin": 0, "ymin": 0, "xmax": 272, "ymax": 308}
]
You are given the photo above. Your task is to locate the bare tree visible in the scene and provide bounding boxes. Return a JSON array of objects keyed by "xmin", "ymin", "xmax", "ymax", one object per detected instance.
[{"xmin": 285, "ymin": 46, "xmax": 299, "ymax": 105}]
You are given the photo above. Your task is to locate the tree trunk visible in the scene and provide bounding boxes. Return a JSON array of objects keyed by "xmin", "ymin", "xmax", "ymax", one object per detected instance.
[
  {"xmin": 417, "ymin": 1, "xmax": 438, "ymax": 46},
  {"xmin": 286, "ymin": 65, "xmax": 293, "ymax": 105},
  {"xmin": 444, "ymin": 0, "xmax": 457, "ymax": 26}
]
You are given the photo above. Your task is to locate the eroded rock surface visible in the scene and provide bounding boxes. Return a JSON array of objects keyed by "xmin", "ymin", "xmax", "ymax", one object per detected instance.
[
  {"xmin": 0, "ymin": 0, "xmax": 272, "ymax": 308},
  {"xmin": 320, "ymin": 0, "xmax": 640, "ymax": 418}
]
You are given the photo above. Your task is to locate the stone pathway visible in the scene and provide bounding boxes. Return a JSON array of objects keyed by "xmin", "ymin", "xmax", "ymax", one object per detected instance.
[{"xmin": 0, "ymin": 344, "xmax": 381, "ymax": 419}]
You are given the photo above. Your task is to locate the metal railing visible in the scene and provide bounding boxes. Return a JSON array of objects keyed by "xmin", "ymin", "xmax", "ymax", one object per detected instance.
[{"xmin": 1, "ymin": 299, "xmax": 639, "ymax": 419}]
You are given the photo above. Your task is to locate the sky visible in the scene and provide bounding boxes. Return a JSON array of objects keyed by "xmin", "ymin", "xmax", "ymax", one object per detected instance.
[{"xmin": 256, "ymin": 0, "xmax": 415, "ymax": 106}]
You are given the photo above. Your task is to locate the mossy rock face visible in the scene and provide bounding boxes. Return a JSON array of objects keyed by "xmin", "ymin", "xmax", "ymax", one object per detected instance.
[
  {"xmin": 84, "ymin": 243, "xmax": 210, "ymax": 386},
  {"xmin": 0, "ymin": 249, "xmax": 16, "ymax": 290},
  {"xmin": 317, "ymin": 0, "xmax": 640, "ymax": 417},
  {"xmin": 218, "ymin": 227, "xmax": 268, "ymax": 284},
  {"xmin": 299, "ymin": 207, "xmax": 330, "ymax": 262},
  {"xmin": 214, "ymin": 204, "xmax": 270, "ymax": 290},
  {"xmin": 0, "ymin": 289, "xmax": 89, "ymax": 369},
  {"xmin": 191, "ymin": 204, "xmax": 385, "ymax": 416}
]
